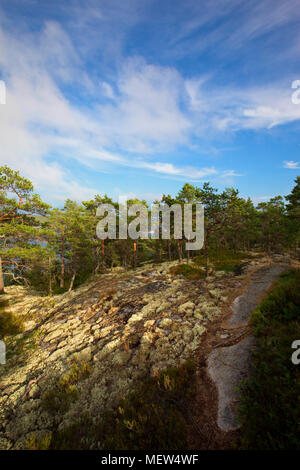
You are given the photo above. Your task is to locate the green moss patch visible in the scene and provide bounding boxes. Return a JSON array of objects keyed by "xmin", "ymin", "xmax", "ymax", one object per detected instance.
[
  {"xmin": 169, "ymin": 263, "xmax": 206, "ymax": 280},
  {"xmin": 0, "ymin": 298, "xmax": 24, "ymax": 338}
]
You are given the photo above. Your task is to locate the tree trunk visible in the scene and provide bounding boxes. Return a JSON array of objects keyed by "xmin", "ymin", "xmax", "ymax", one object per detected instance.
[
  {"xmin": 177, "ymin": 240, "xmax": 182, "ymax": 262},
  {"xmin": 48, "ymin": 257, "xmax": 52, "ymax": 296},
  {"xmin": 0, "ymin": 256, "xmax": 5, "ymax": 294},
  {"xmin": 68, "ymin": 271, "xmax": 76, "ymax": 293},
  {"xmin": 60, "ymin": 231, "xmax": 65, "ymax": 288},
  {"xmin": 133, "ymin": 242, "xmax": 137, "ymax": 269},
  {"xmin": 186, "ymin": 235, "xmax": 190, "ymax": 264},
  {"xmin": 94, "ymin": 245, "xmax": 100, "ymax": 276},
  {"xmin": 267, "ymin": 232, "xmax": 271, "ymax": 256},
  {"xmin": 204, "ymin": 238, "xmax": 209, "ymax": 278},
  {"xmin": 167, "ymin": 240, "xmax": 171, "ymax": 261},
  {"xmin": 101, "ymin": 239, "xmax": 105, "ymax": 272},
  {"xmin": 155, "ymin": 240, "xmax": 160, "ymax": 263}
]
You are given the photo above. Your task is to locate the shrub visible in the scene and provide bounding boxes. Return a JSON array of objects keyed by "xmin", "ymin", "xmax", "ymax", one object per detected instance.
[
  {"xmin": 169, "ymin": 263, "xmax": 206, "ymax": 280},
  {"xmin": 25, "ymin": 433, "xmax": 52, "ymax": 450},
  {"xmin": 41, "ymin": 356, "xmax": 92, "ymax": 414},
  {"xmin": 238, "ymin": 269, "xmax": 300, "ymax": 450}
]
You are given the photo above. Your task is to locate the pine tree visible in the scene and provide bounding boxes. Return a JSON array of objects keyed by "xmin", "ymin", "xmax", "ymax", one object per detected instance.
[{"xmin": 0, "ymin": 166, "xmax": 50, "ymax": 294}]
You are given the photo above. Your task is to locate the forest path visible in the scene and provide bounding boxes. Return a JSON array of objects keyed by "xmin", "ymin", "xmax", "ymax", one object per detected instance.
[{"xmin": 207, "ymin": 263, "xmax": 289, "ymax": 432}]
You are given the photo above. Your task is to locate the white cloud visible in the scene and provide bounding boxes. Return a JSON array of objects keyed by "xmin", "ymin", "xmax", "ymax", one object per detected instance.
[
  {"xmin": 137, "ymin": 161, "xmax": 217, "ymax": 180},
  {"xmin": 101, "ymin": 82, "xmax": 116, "ymax": 100},
  {"xmin": 97, "ymin": 58, "xmax": 192, "ymax": 152},
  {"xmin": 185, "ymin": 79, "xmax": 300, "ymax": 132},
  {"xmin": 0, "ymin": 17, "xmax": 249, "ymax": 202},
  {"xmin": 283, "ymin": 160, "xmax": 300, "ymax": 169}
]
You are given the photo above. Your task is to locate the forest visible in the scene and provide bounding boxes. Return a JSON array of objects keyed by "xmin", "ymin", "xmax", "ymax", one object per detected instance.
[{"xmin": 0, "ymin": 165, "xmax": 299, "ymax": 296}]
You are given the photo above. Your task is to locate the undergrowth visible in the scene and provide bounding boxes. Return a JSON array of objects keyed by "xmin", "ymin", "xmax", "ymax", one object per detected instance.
[
  {"xmin": 41, "ymin": 355, "xmax": 92, "ymax": 414},
  {"xmin": 194, "ymin": 249, "xmax": 254, "ymax": 272},
  {"xmin": 0, "ymin": 298, "xmax": 24, "ymax": 339},
  {"xmin": 27, "ymin": 359, "xmax": 196, "ymax": 450},
  {"xmin": 238, "ymin": 268, "xmax": 300, "ymax": 450},
  {"xmin": 169, "ymin": 263, "xmax": 206, "ymax": 280}
]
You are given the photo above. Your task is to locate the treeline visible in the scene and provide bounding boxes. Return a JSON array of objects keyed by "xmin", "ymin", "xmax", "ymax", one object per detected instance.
[{"xmin": 0, "ymin": 165, "xmax": 299, "ymax": 295}]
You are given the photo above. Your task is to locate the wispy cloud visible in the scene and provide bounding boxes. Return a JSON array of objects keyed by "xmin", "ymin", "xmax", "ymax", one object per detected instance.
[
  {"xmin": 136, "ymin": 161, "xmax": 217, "ymax": 180},
  {"xmin": 283, "ymin": 160, "xmax": 300, "ymax": 169},
  {"xmin": 0, "ymin": 1, "xmax": 298, "ymax": 203},
  {"xmin": 185, "ymin": 79, "xmax": 300, "ymax": 132},
  {"xmin": 0, "ymin": 18, "xmax": 243, "ymax": 199}
]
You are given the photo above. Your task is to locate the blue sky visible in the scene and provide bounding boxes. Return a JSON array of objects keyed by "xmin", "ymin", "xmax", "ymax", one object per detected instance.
[{"xmin": 0, "ymin": 0, "xmax": 300, "ymax": 206}]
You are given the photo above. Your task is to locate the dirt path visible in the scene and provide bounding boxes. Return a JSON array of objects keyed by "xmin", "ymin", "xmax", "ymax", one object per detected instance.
[{"xmin": 188, "ymin": 262, "xmax": 290, "ymax": 449}]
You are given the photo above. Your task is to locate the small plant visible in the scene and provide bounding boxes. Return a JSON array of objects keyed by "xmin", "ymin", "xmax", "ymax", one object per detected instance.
[
  {"xmin": 41, "ymin": 356, "xmax": 92, "ymax": 414},
  {"xmin": 25, "ymin": 433, "xmax": 52, "ymax": 450}
]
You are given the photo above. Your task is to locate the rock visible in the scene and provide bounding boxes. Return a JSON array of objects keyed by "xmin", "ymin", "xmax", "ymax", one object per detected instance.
[
  {"xmin": 76, "ymin": 346, "xmax": 93, "ymax": 362},
  {"xmin": 28, "ymin": 384, "xmax": 40, "ymax": 399},
  {"xmin": 229, "ymin": 264, "xmax": 289, "ymax": 328},
  {"xmin": 43, "ymin": 328, "xmax": 65, "ymax": 343},
  {"xmin": 170, "ymin": 315, "xmax": 182, "ymax": 321},
  {"xmin": 97, "ymin": 326, "xmax": 114, "ymax": 338},
  {"xmin": 24, "ymin": 320, "xmax": 35, "ymax": 330},
  {"xmin": 208, "ymin": 336, "xmax": 256, "ymax": 431}
]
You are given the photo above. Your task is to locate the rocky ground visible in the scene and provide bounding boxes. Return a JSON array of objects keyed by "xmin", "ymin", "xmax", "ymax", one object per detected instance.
[
  {"xmin": 0, "ymin": 254, "xmax": 295, "ymax": 449},
  {"xmin": 208, "ymin": 263, "xmax": 289, "ymax": 432}
]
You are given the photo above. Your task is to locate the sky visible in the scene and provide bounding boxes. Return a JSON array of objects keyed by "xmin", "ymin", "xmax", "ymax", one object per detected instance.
[{"xmin": 0, "ymin": 0, "xmax": 300, "ymax": 206}]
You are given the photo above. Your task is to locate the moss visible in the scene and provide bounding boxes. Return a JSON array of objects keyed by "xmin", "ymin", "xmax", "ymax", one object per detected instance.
[
  {"xmin": 194, "ymin": 249, "xmax": 254, "ymax": 273},
  {"xmin": 0, "ymin": 298, "xmax": 24, "ymax": 338},
  {"xmin": 4, "ymin": 329, "xmax": 41, "ymax": 369},
  {"xmin": 169, "ymin": 263, "xmax": 205, "ymax": 280}
]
